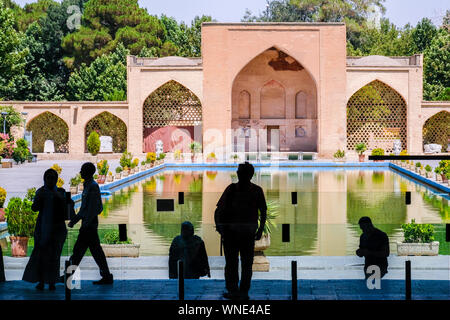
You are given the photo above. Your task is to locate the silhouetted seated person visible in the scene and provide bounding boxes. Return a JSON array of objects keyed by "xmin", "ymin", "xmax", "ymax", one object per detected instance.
[
  {"xmin": 356, "ymin": 216, "xmax": 390, "ymax": 279},
  {"xmin": 169, "ymin": 221, "xmax": 210, "ymax": 279},
  {"xmin": 67, "ymin": 162, "xmax": 113, "ymax": 285},
  {"xmin": 23, "ymin": 169, "xmax": 72, "ymax": 290},
  {"xmin": 215, "ymin": 162, "xmax": 267, "ymax": 301}
]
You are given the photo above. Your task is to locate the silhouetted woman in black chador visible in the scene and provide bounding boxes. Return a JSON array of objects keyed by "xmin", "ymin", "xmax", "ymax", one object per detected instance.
[{"xmin": 23, "ymin": 169, "xmax": 72, "ymax": 290}]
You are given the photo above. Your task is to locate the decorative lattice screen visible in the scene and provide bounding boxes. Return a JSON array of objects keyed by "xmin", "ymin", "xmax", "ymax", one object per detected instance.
[
  {"xmin": 423, "ymin": 111, "xmax": 449, "ymax": 151},
  {"xmin": 85, "ymin": 112, "xmax": 127, "ymax": 153},
  {"xmin": 143, "ymin": 80, "xmax": 202, "ymax": 128},
  {"xmin": 347, "ymin": 80, "xmax": 407, "ymax": 153},
  {"xmin": 26, "ymin": 112, "xmax": 69, "ymax": 153}
]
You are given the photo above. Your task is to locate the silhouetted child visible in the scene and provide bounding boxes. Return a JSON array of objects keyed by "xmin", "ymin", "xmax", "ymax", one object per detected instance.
[
  {"xmin": 215, "ymin": 162, "xmax": 267, "ymax": 301},
  {"xmin": 169, "ymin": 221, "xmax": 210, "ymax": 279},
  {"xmin": 356, "ymin": 216, "xmax": 390, "ymax": 279},
  {"xmin": 68, "ymin": 162, "xmax": 113, "ymax": 285}
]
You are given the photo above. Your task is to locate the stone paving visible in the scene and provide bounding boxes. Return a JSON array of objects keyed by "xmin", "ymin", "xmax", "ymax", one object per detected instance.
[{"xmin": 0, "ymin": 279, "xmax": 448, "ymax": 300}]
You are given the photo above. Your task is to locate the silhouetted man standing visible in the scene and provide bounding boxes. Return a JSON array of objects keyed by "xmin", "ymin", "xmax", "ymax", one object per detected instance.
[
  {"xmin": 356, "ymin": 216, "xmax": 390, "ymax": 279},
  {"xmin": 68, "ymin": 162, "xmax": 113, "ymax": 285},
  {"xmin": 215, "ymin": 162, "xmax": 267, "ymax": 301}
]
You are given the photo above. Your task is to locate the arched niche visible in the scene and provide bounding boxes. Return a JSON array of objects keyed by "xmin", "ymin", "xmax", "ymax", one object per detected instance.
[
  {"xmin": 238, "ymin": 90, "xmax": 251, "ymax": 119},
  {"xmin": 26, "ymin": 111, "xmax": 69, "ymax": 153},
  {"xmin": 295, "ymin": 91, "xmax": 307, "ymax": 119},
  {"xmin": 423, "ymin": 111, "xmax": 449, "ymax": 151},
  {"xmin": 85, "ymin": 112, "xmax": 127, "ymax": 153}
]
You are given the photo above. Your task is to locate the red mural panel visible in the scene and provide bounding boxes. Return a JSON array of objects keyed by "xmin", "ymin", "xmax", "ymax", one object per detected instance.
[{"xmin": 143, "ymin": 126, "xmax": 194, "ymax": 153}]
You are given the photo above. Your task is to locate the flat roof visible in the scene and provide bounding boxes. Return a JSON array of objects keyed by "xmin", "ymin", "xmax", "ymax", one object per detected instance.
[{"xmin": 202, "ymin": 22, "xmax": 346, "ymax": 26}]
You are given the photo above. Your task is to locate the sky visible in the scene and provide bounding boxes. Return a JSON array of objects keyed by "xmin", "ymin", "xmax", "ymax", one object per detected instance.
[{"xmin": 13, "ymin": 0, "xmax": 450, "ymax": 27}]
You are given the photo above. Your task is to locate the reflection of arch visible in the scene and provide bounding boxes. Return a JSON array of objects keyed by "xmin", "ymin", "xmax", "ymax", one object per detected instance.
[
  {"xmin": 26, "ymin": 112, "xmax": 69, "ymax": 153},
  {"xmin": 423, "ymin": 111, "xmax": 449, "ymax": 151},
  {"xmin": 238, "ymin": 90, "xmax": 251, "ymax": 119},
  {"xmin": 347, "ymin": 80, "xmax": 407, "ymax": 153},
  {"xmin": 261, "ymin": 80, "xmax": 285, "ymax": 119},
  {"xmin": 143, "ymin": 80, "xmax": 202, "ymax": 152},
  {"xmin": 85, "ymin": 112, "xmax": 127, "ymax": 153},
  {"xmin": 295, "ymin": 91, "xmax": 307, "ymax": 119}
]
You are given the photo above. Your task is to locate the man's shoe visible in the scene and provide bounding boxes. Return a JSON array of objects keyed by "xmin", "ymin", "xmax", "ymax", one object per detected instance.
[
  {"xmin": 223, "ymin": 291, "xmax": 239, "ymax": 300},
  {"xmin": 93, "ymin": 274, "xmax": 113, "ymax": 285}
]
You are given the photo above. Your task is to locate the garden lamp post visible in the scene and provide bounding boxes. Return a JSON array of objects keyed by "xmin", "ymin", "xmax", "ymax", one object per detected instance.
[{"xmin": 1, "ymin": 112, "xmax": 7, "ymax": 134}]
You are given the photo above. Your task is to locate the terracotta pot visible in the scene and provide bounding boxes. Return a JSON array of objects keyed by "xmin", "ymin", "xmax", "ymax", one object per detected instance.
[
  {"xmin": 441, "ymin": 174, "xmax": 448, "ymax": 183},
  {"xmin": 106, "ymin": 175, "xmax": 114, "ymax": 182},
  {"xmin": 358, "ymin": 154, "xmax": 365, "ymax": 162},
  {"xmin": 0, "ymin": 208, "xmax": 5, "ymax": 222},
  {"xmin": 78, "ymin": 184, "xmax": 84, "ymax": 192},
  {"xmin": 122, "ymin": 171, "xmax": 129, "ymax": 177},
  {"xmin": 10, "ymin": 236, "xmax": 29, "ymax": 257},
  {"xmin": 426, "ymin": 172, "xmax": 433, "ymax": 179},
  {"xmin": 96, "ymin": 175, "xmax": 106, "ymax": 184},
  {"xmin": 115, "ymin": 173, "xmax": 121, "ymax": 180},
  {"xmin": 254, "ymin": 234, "xmax": 271, "ymax": 251},
  {"xmin": 1, "ymin": 161, "xmax": 12, "ymax": 168},
  {"xmin": 70, "ymin": 186, "xmax": 78, "ymax": 195}
]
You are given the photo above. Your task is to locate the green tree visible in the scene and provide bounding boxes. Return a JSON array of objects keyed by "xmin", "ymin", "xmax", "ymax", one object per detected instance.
[
  {"xmin": 66, "ymin": 43, "xmax": 129, "ymax": 101},
  {"xmin": 412, "ymin": 18, "xmax": 437, "ymax": 53},
  {"xmin": 62, "ymin": 0, "xmax": 165, "ymax": 68},
  {"xmin": 0, "ymin": 105, "xmax": 23, "ymax": 135},
  {"xmin": 423, "ymin": 28, "xmax": 450, "ymax": 100},
  {"xmin": 243, "ymin": 0, "xmax": 315, "ymax": 22},
  {"xmin": 0, "ymin": 1, "xmax": 29, "ymax": 100}
]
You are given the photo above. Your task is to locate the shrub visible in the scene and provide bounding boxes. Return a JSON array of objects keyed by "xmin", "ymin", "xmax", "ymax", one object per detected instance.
[
  {"xmin": 157, "ymin": 153, "xmax": 166, "ymax": 160},
  {"xmin": 260, "ymin": 200, "xmax": 279, "ymax": 236},
  {"xmin": 207, "ymin": 152, "xmax": 216, "ymax": 159},
  {"xmin": 333, "ymin": 149, "xmax": 345, "ymax": 159},
  {"xmin": 146, "ymin": 152, "xmax": 156, "ymax": 163},
  {"xmin": 425, "ymin": 165, "xmax": 432, "ymax": 172},
  {"xmin": 371, "ymin": 148, "xmax": 385, "ymax": 156},
  {"xmin": 415, "ymin": 162, "xmax": 421, "ymax": 168},
  {"xmin": 108, "ymin": 171, "xmax": 112, "ymax": 176},
  {"xmin": 115, "ymin": 167, "xmax": 123, "ymax": 174},
  {"xmin": 130, "ymin": 162, "xmax": 136, "ymax": 169},
  {"xmin": 401, "ymin": 219, "xmax": 435, "ymax": 243},
  {"xmin": 0, "ymin": 134, "xmax": 14, "ymax": 159},
  {"xmin": 141, "ymin": 161, "xmax": 146, "ymax": 166},
  {"xmin": 70, "ymin": 176, "xmax": 79, "ymax": 187},
  {"xmin": 87, "ymin": 131, "xmax": 100, "ymax": 156},
  {"xmin": 25, "ymin": 187, "xmax": 36, "ymax": 201},
  {"xmin": 0, "ymin": 187, "xmax": 6, "ymax": 208},
  {"xmin": 97, "ymin": 160, "xmax": 109, "ymax": 176},
  {"xmin": 436, "ymin": 160, "xmax": 450, "ymax": 176},
  {"xmin": 189, "ymin": 141, "xmax": 202, "ymax": 153},
  {"xmin": 173, "ymin": 149, "xmax": 181, "ymax": 160},
  {"xmin": 4, "ymin": 197, "xmax": 38, "ymax": 237},
  {"xmin": 434, "ymin": 166, "xmax": 442, "ymax": 174},
  {"xmin": 94, "ymin": 174, "xmax": 99, "ymax": 180},
  {"xmin": 57, "ymin": 177, "xmax": 64, "ymax": 188},
  {"xmin": 102, "ymin": 229, "xmax": 132, "ymax": 244},
  {"xmin": 355, "ymin": 143, "xmax": 366, "ymax": 155},
  {"xmin": 120, "ymin": 150, "xmax": 132, "ymax": 168},
  {"xmin": 51, "ymin": 163, "xmax": 62, "ymax": 175},
  {"xmin": 132, "ymin": 158, "xmax": 139, "ymax": 167}
]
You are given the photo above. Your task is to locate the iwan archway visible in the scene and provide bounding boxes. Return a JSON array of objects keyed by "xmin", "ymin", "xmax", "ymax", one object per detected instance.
[{"xmin": 231, "ymin": 47, "xmax": 318, "ymax": 152}]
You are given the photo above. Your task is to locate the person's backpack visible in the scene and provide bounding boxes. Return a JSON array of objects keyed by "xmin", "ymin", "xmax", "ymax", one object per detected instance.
[{"xmin": 214, "ymin": 184, "xmax": 236, "ymax": 234}]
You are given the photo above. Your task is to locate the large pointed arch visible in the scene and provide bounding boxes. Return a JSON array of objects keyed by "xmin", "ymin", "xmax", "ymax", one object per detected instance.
[
  {"xmin": 142, "ymin": 80, "xmax": 202, "ymax": 152},
  {"xmin": 346, "ymin": 80, "xmax": 407, "ymax": 153},
  {"xmin": 231, "ymin": 46, "xmax": 318, "ymax": 152},
  {"xmin": 423, "ymin": 111, "xmax": 449, "ymax": 151},
  {"xmin": 26, "ymin": 111, "xmax": 69, "ymax": 153},
  {"xmin": 85, "ymin": 111, "xmax": 127, "ymax": 153}
]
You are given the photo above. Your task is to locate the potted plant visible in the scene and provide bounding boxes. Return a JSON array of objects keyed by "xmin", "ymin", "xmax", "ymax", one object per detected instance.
[
  {"xmin": 435, "ymin": 160, "xmax": 449, "ymax": 183},
  {"xmin": 415, "ymin": 162, "xmax": 421, "ymax": 173},
  {"xmin": 0, "ymin": 187, "xmax": 6, "ymax": 222},
  {"xmin": 122, "ymin": 166, "xmax": 129, "ymax": 177},
  {"xmin": 130, "ymin": 162, "xmax": 136, "ymax": 174},
  {"xmin": 115, "ymin": 167, "xmax": 123, "ymax": 180},
  {"xmin": 96, "ymin": 160, "xmax": 109, "ymax": 184},
  {"xmin": 231, "ymin": 154, "xmax": 239, "ymax": 163},
  {"xmin": 397, "ymin": 219, "xmax": 439, "ymax": 256},
  {"xmin": 425, "ymin": 165, "xmax": 433, "ymax": 179},
  {"xmin": 106, "ymin": 171, "xmax": 114, "ymax": 183},
  {"xmin": 120, "ymin": 150, "xmax": 132, "ymax": 171},
  {"xmin": 4, "ymin": 197, "xmax": 38, "ymax": 257},
  {"xmin": 0, "ymin": 134, "xmax": 14, "ymax": 168},
  {"xmin": 253, "ymin": 200, "xmax": 278, "ymax": 272},
  {"xmin": 69, "ymin": 176, "xmax": 80, "ymax": 194},
  {"xmin": 141, "ymin": 161, "xmax": 146, "ymax": 171},
  {"xmin": 206, "ymin": 152, "xmax": 217, "ymax": 162},
  {"xmin": 158, "ymin": 153, "xmax": 166, "ymax": 164},
  {"xmin": 355, "ymin": 143, "xmax": 367, "ymax": 162},
  {"xmin": 190, "ymin": 141, "xmax": 202, "ymax": 162},
  {"xmin": 132, "ymin": 158, "xmax": 139, "ymax": 172},
  {"xmin": 146, "ymin": 152, "xmax": 156, "ymax": 167},
  {"xmin": 435, "ymin": 167, "xmax": 443, "ymax": 182},
  {"xmin": 173, "ymin": 149, "xmax": 182, "ymax": 161},
  {"xmin": 100, "ymin": 229, "xmax": 140, "ymax": 257},
  {"xmin": 419, "ymin": 165, "xmax": 426, "ymax": 176},
  {"xmin": 333, "ymin": 149, "xmax": 345, "ymax": 162},
  {"xmin": 371, "ymin": 148, "xmax": 385, "ymax": 162}
]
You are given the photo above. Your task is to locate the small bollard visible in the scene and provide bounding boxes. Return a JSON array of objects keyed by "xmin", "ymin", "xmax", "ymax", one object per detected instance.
[
  {"xmin": 65, "ymin": 260, "xmax": 71, "ymax": 301},
  {"xmin": 282, "ymin": 224, "xmax": 290, "ymax": 243},
  {"xmin": 0, "ymin": 245, "xmax": 5, "ymax": 282},
  {"xmin": 119, "ymin": 224, "xmax": 127, "ymax": 242},
  {"xmin": 405, "ymin": 191, "xmax": 411, "ymax": 205},
  {"xmin": 405, "ymin": 260, "xmax": 411, "ymax": 300},
  {"xmin": 178, "ymin": 260, "xmax": 184, "ymax": 300},
  {"xmin": 291, "ymin": 261, "xmax": 298, "ymax": 301},
  {"xmin": 291, "ymin": 192, "xmax": 297, "ymax": 205},
  {"xmin": 178, "ymin": 192, "xmax": 184, "ymax": 205}
]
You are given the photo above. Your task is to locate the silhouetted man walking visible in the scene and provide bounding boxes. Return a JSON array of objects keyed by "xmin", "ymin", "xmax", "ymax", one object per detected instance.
[
  {"xmin": 356, "ymin": 216, "xmax": 390, "ymax": 279},
  {"xmin": 215, "ymin": 162, "xmax": 267, "ymax": 301},
  {"xmin": 68, "ymin": 162, "xmax": 113, "ymax": 285}
]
